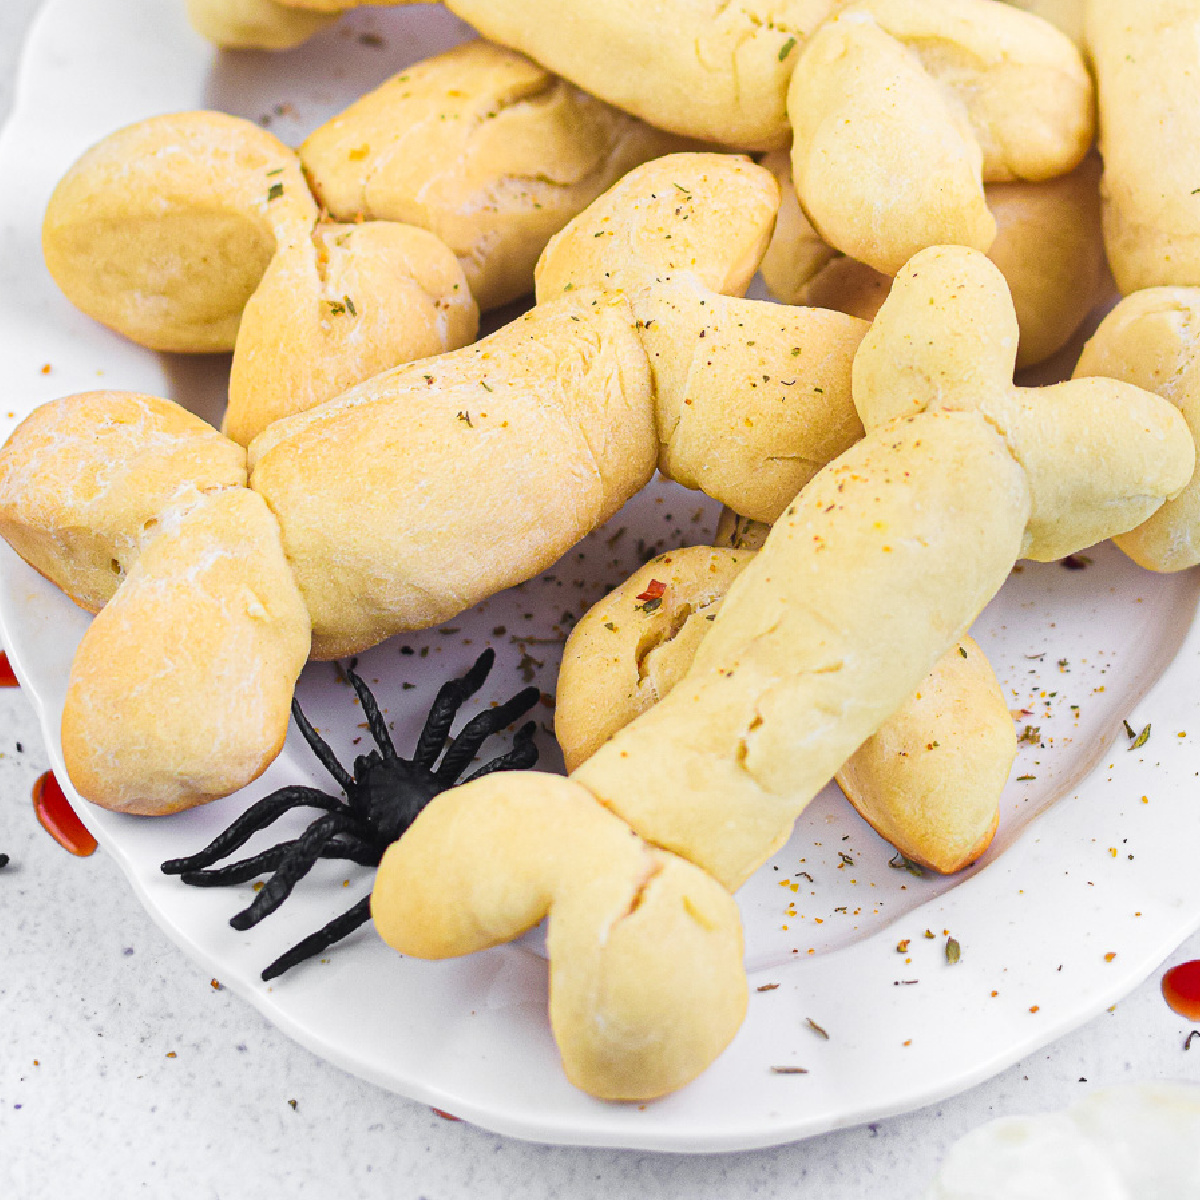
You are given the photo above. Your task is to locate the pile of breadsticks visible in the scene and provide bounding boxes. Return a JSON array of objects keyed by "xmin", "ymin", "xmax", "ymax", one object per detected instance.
[{"xmin": 5, "ymin": 0, "xmax": 1200, "ymax": 1101}]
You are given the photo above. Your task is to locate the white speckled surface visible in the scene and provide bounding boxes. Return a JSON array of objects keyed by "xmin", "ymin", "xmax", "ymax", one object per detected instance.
[{"xmin": 1, "ymin": 5, "xmax": 1199, "ymax": 1196}]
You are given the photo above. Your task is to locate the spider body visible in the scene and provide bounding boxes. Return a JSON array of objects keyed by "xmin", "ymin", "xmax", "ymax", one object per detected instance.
[{"xmin": 161, "ymin": 649, "xmax": 540, "ymax": 979}]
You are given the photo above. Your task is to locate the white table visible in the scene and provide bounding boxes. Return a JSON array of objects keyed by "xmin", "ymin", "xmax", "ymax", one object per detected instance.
[{"xmin": 1, "ymin": 5, "xmax": 1198, "ymax": 1195}]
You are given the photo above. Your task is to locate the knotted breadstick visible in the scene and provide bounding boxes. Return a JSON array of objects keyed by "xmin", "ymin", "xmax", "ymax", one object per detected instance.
[{"xmin": 375, "ymin": 246, "xmax": 1190, "ymax": 1099}]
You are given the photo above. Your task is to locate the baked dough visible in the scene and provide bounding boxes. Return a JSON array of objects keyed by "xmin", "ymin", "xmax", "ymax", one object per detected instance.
[
  {"xmin": 555, "ymin": 547, "xmax": 1014, "ymax": 874},
  {"xmin": 372, "ymin": 771, "xmax": 746, "ymax": 1100},
  {"xmin": 788, "ymin": 0, "xmax": 1093, "ymax": 274},
  {"xmin": 42, "ymin": 111, "xmax": 479, "ymax": 445},
  {"xmin": 301, "ymin": 40, "xmax": 689, "ymax": 311},
  {"xmin": 61, "ymin": 486, "xmax": 310, "ymax": 815},
  {"xmin": 1088, "ymin": 0, "xmax": 1200, "ymax": 294},
  {"xmin": 1075, "ymin": 289, "xmax": 1200, "ymax": 572},
  {"xmin": 762, "ymin": 151, "xmax": 1110, "ymax": 370}
]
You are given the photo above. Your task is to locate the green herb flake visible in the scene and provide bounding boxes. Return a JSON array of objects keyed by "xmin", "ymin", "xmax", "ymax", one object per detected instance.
[
  {"xmin": 1016, "ymin": 774, "xmax": 1036, "ymax": 781},
  {"xmin": 456, "ymin": 411, "xmax": 473, "ymax": 427},
  {"xmin": 674, "ymin": 182, "xmax": 691, "ymax": 195},
  {"xmin": 636, "ymin": 597, "xmax": 663, "ymax": 614},
  {"xmin": 958, "ymin": 645, "xmax": 968, "ymax": 658},
  {"xmin": 1127, "ymin": 722, "xmax": 1151, "ymax": 750},
  {"xmin": 888, "ymin": 852, "xmax": 924, "ymax": 877},
  {"xmin": 267, "ymin": 181, "xmax": 284, "ymax": 202},
  {"xmin": 945, "ymin": 937, "xmax": 961, "ymax": 965},
  {"xmin": 1018, "ymin": 725, "xmax": 1041, "ymax": 745},
  {"xmin": 778, "ymin": 35, "xmax": 797, "ymax": 60},
  {"xmin": 343, "ymin": 295, "xmax": 357, "ymax": 316}
]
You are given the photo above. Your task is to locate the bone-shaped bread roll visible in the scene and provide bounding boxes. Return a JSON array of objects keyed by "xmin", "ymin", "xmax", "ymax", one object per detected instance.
[
  {"xmin": 374, "ymin": 246, "xmax": 1190, "ymax": 1102},
  {"xmin": 42, "ymin": 42, "xmax": 690, "ymax": 444},
  {"xmin": 42, "ymin": 112, "xmax": 479, "ymax": 446}
]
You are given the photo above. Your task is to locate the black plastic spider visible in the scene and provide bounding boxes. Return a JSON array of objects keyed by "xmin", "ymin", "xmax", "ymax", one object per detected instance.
[{"xmin": 161, "ymin": 649, "xmax": 540, "ymax": 981}]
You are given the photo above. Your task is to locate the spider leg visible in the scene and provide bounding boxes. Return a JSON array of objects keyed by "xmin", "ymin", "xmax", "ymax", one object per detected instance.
[
  {"xmin": 160, "ymin": 787, "xmax": 344, "ymax": 875},
  {"xmin": 459, "ymin": 721, "xmax": 539, "ymax": 785},
  {"xmin": 228, "ymin": 811, "xmax": 365, "ymax": 931},
  {"xmin": 259, "ymin": 895, "xmax": 373, "ymax": 982},
  {"xmin": 346, "ymin": 668, "xmax": 398, "ymax": 760},
  {"xmin": 435, "ymin": 686, "xmax": 541, "ymax": 785},
  {"xmin": 178, "ymin": 834, "xmax": 381, "ymax": 887},
  {"xmin": 411, "ymin": 648, "xmax": 496, "ymax": 770},
  {"xmin": 291, "ymin": 696, "xmax": 356, "ymax": 795}
]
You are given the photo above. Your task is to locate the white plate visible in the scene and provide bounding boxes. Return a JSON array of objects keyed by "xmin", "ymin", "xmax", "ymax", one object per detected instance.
[{"xmin": 4, "ymin": 0, "xmax": 1200, "ymax": 1154}]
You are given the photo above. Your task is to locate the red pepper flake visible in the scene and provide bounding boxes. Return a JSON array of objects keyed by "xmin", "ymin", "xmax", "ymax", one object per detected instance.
[
  {"xmin": 431, "ymin": 1107, "xmax": 461, "ymax": 1121},
  {"xmin": 32, "ymin": 771, "xmax": 97, "ymax": 857},
  {"xmin": 635, "ymin": 579, "xmax": 667, "ymax": 602},
  {"xmin": 0, "ymin": 651, "xmax": 19, "ymax": 688}
]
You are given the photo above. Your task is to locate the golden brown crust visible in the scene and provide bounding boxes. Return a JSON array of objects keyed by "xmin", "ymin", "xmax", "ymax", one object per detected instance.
[
  {"xmin": 42, "ymin": 113, "xmax": 314, "ymax": 353},
  {"xmin": 301, "ymin": 40, "xmax": 689, "ymax": 311},
  {"xmin": 575, "ymin": 409, "xmax": 1031, "ymax": 890},
  {"xmin": 558, "ymin": 546, "xmax": 1013, "ymax": 875},
  {"xmin": 371, "ymin": 771, "xmax": 746, "ymax": 1100},
  {"xmin": 1076, "ymin": 288, "xmax": 1200, "ymax": 572},
  {"xmin": 0, "ymin": 391, "xmax": 246, "ymax": 613},
  {"xmin": 853, "ymin": 248, "xmax": 1195, "ymax": 561},
  {"xmin": 1089, "ymin": 0, "xmax": 1200, "ymax": 293},
  {"xmin": 249, "ymin": 291, "xmax": 656, "ymax": 657},
  {"xmin": 834, "ymin": 636, "xmax": 1014, "ymax": 874},
  {"xmin": 224, "ymin": 220, "xmax": 478, "ymax": 445},
  {"xmin": 61, "ymin": 487, "xmax": 310, "ymax": 814}
]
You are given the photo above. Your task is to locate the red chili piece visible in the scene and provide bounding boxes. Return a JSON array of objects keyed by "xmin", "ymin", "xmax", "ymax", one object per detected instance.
[
  {"xmin": 1162, "ymin": 960, "xmax": 1200, "ymax": 1021},
  {"xmin": 33, "ymin": 771, "xmax": 97, "ymax": 857},
  {"xmin": 635, "ymin": 579, "xmax": 667, "ymax": 602},
  {"xmin": 0, "ymin": 651, "xmax": 19, "ymax": 687}
]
